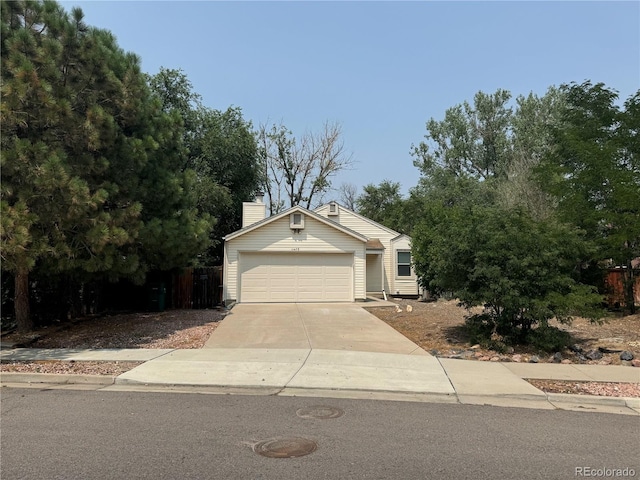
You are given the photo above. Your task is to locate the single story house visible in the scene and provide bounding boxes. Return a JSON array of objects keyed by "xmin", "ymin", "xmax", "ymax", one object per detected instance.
[{"xmin": 222, "ymin": 196, "xmax": 419, "ymax": 304}]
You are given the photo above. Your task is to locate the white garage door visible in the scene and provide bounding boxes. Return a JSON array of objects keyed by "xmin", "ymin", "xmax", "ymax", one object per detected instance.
[{"xmin": 239, "ymin": 253, "xmax": 353, "ymax": 303}]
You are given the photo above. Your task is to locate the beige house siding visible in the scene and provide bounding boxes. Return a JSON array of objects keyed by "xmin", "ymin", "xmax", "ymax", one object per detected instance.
[
  {"xmin": 391, "ymin": 235, "xmax": 419, "ymax": 295},
  {"xmin": 224, "ymin": 213, "xmax": 366, "ymax": 303},
  {"xmin": 242, "ymin": 202, "xmax": 266, "ymax": 228},
  {"xmin": 316, "ymin": 205, "xmax": 399, "ymax": 295}
]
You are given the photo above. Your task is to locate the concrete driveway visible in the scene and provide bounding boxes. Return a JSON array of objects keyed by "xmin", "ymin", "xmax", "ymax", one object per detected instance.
[
  {"xmin": 204, "ymin": 303, "xmax": 427, "ymax": 355},
  {"xmin": 122, "ymin": 303, "xmax": 451, "ymax": 396}
]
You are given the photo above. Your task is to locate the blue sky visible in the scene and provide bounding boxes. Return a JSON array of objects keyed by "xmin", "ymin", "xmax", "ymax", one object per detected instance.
[{"xmin": 63, "ymin": 1, "xmax": 639, "ymax": 197}]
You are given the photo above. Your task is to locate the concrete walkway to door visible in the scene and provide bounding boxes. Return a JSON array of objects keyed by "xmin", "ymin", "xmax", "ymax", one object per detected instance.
[{"xmin": 203, "ymin": 303, "xmax": 427, "ymax": 355}]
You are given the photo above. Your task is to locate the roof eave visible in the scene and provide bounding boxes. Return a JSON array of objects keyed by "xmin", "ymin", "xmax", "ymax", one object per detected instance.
[{"xmin": 224, "ymin": 205, "xmax": 368, "ymax": 243}]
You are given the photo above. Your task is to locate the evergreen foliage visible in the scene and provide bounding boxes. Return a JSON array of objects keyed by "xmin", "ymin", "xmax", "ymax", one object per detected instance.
[
  {"xmin": 1, "ymin": 1, "xmax": 211, "ymax": 330},
  {"xmin": 412, "ymin": 200, "xmax": 603, "ymax": 343}
]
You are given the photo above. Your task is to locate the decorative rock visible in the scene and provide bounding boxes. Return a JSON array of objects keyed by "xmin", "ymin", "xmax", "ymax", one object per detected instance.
[
  {"xmin": 552, "ymin": 352, "xmax": 563, "ymax": 363},
  {"xmin": 620, "ymin": 351, "xmax": 635, "ymax": 361},
  {"xmin": 598, "ymin": 357, "xmax": 612, "ymax": 365},
  {"xmin": 470, "ymin": 344, "xmax": 480, "ymax": 350},
  {"xmin": 479, "ymin": 356, "xmax": 490, "ymax": 361},
  {"xmin": 561, "ymin": 359, "xmax": 572, "ymax": 364},
  {"xmin": 599, "ymin": 346, "xmax": 623, "ymax": 354},
  {"xmin": 461, "ymin": 350, "xmax": 475, "ymax": 358},
  {"xmin": 529, "ymin": 356, "xmax": 539, "ymax": 364},
  {"xmin": 506, "ymin": 347, "xmax": 515, "ymax": 354},
  {"xmin": 512, "ymin": 354, "xmax": 522, "ymax": 363},
  {"xmin": 490, "ymin": 356, "xmax": 500, "ymax": 362},
  {"xmin": 577, "ymin": 354, "xmax": 588, "ymax": 362},
  {"xmin": 585, "ymin": 349, "xmax": 603, "ymax": 361},
  {"xmin": 569, "ymin": 344, "xmax": 583, "ymax": 353},
  {"xmin": 474, "ymin": 352, "xmax": 484, "ymax": 359},
  {"xmin": 631, "ymin": 359, "xmax": 640, "ymax": 368}
]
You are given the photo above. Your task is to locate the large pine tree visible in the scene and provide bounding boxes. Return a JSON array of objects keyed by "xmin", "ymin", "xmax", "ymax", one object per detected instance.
[{"xmin": 1, "ymin": 1, "xmax": 211, "ymax": 331}]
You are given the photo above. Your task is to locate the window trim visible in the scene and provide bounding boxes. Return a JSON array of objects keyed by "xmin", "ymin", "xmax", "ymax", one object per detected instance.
[
  {"xmin": 396, "ymin": 250, "xmax": 413, "ymax": 278},
  {"xmin": 290, "ymin": 212, "xmax": 305, "ymax": 229}
]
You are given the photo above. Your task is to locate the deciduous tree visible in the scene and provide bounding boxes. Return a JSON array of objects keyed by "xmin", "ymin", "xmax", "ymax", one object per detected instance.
[
  {"xmin": 147, "ymin": 68, "xmax": 260, "ymax": 263},
  {"xmin": 413, "ymin": 89, "xmax": 513, "ymax": 180},
  {"xmin": 538, "ymin": 82, "xmax": 640, "ymax": 312},
  {"xmin": 355, "ymin": 180, "xmax": 407, "ymax": 232},
  {"xmin": 257, "ymin": 121, "xmax": 353, "ymax": 215},
  {"xmin": 412, "ymin": 87, "xmax": 564, "ymax": 219},
  {"xmin": 337, "ymin": 182, "xmax": 358, "ymax": 211}
]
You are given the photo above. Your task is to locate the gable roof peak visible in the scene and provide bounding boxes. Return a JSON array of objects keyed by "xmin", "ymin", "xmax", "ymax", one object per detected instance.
[
  {"xmin": 224, "ymin": 203, "xmax": 367, "ymax": 242},
  {"xmin": 315, "ymin": 202, "xmax": 402, "ymax": 237}
]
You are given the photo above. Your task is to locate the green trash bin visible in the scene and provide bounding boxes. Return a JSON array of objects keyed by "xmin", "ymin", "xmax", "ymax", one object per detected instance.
[{"xmin": 148, "ymin": 282, "xmax": 166, "ymax": 312}]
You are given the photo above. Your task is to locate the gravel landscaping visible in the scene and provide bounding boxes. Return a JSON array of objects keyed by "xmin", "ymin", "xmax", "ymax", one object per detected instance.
[
  {"xmin": 2, "ymin": 309, "xmax": 225, "ymax": 349},
  {"xmin": 0, "ymin": 361, "xmax": 141, "ymax": 376},
  {"xmin": 527, "ymin": 379, "xmax": 640, "ymax": 398}
]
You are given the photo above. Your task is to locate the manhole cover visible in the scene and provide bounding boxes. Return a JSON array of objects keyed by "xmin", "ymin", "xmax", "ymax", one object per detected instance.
[
  {"xmin": 296, "ymin": 405, "xmax": 344, "ymax": 419},
  {"xmin": 254, "ymin": 437, "xmax": 317, "ymax": 458}
]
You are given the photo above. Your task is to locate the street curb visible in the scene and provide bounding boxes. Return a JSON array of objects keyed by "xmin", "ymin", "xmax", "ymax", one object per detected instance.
[
  {"xmin": 113, "ymin": 377, "xmax": 281, "ymax": 389},
  {"xmin": 2, "ymin": 375, "xmax": 637, "ymax": 414},
  {"xmin": 0, "ymin": 372, "xmax": 116, "ymax": 385},
  {"xmin": 546, "ymin": 392, "xmax": 640, "ymax": 409},
  {"xmin": 457, "ymin": 393, "xmax": 549, "ymax": 402},
  {"xmin": 114, "ymin": 377, "xmax": 457, "ymax": 398}
]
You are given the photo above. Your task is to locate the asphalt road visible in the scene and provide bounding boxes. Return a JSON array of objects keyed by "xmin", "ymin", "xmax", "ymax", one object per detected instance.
[{"xmin": 1, "ymin": 388, "xmax": 638, "ymax": 480}]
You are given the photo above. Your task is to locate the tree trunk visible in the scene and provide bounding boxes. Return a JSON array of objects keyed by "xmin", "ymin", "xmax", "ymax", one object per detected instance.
[{"xmin": 15, "ymin": 267, "xmax": 33, "ymax": 332}]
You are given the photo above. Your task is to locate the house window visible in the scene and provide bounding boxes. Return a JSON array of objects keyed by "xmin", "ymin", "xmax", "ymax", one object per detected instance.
[
  {"xmin": 290, "ymin": 212, "xmax": 304, "ymax": 229},
  {"xmin": 397, "ymin": 251, "xmax": 412, "ymax": 277}
]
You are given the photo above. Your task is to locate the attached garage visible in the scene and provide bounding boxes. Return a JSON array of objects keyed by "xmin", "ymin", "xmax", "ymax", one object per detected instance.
[
  {"xmin": 239, "ymin": 253, "xmax": 353, "ymax": 303},
  {"xmin": 223, "ymin": 205, "xmax": 367, "ymax": 304}
]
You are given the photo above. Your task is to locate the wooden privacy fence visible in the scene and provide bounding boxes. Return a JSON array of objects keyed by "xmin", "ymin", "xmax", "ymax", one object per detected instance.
[
  {"xmin": 172, "ymin": 267, "xmax": 222, "ymax": 309},
  {"xmin": 604, "ymin": 268, "xmax": 640, "ymax": 308}
]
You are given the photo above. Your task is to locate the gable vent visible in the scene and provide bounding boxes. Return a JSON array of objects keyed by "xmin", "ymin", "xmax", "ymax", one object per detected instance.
[
  {"xmin": 290, "ymin": 212, "xmax": 305, "ymax": 230},
  {"xmin": 328, "ymin": 202, "xmax": 339, "ymax": 216}
]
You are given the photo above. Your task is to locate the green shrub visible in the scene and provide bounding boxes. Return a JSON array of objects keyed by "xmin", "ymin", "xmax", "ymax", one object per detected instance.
[{"xmin": 524, "ymin": 325, "xmax": 572, "ymax": 352}]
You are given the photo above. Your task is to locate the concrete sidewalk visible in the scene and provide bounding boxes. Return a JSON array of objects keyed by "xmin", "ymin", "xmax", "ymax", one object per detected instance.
[{"xmin": 2, "ymin": 347, "xmax": 638, "ymax": 415}]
